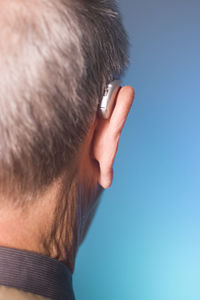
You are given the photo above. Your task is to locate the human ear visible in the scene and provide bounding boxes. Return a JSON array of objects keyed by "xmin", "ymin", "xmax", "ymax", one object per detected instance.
[{"xmin": 92, "ymin": 86, "xmax": 135, "ymax": 188}]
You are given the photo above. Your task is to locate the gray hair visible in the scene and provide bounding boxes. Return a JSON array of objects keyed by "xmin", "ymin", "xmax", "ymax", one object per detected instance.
[{"xmin": 0, "ymin": 0, "xmax": 129, "ymax": 204}]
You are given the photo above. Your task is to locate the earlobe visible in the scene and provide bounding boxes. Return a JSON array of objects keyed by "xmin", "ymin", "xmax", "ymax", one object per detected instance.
[{"xmin": 92, "ymin": 86, "xmax": 135, "ymax": 189}]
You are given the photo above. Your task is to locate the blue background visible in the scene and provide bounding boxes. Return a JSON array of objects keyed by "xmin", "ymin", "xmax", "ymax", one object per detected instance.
[{"xmin": 74, "ymin": 1, "xmax": 200, "ymax": 299}]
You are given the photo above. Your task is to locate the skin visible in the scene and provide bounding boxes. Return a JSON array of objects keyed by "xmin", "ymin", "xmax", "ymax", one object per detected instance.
[{"xmin": 0, "ymin": 86, "xmax": 134, "ymax": 272}]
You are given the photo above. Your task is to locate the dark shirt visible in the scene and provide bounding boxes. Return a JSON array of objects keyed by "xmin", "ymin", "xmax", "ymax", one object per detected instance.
[{"xmin": 0, "ymin": 246, "xmax": 75, "ymax": 300}]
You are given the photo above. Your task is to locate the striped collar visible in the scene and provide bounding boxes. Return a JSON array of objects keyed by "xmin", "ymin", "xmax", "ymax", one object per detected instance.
[{"xmin": 0, "ymin": 246, "xmax": 75, "ymax": 300}]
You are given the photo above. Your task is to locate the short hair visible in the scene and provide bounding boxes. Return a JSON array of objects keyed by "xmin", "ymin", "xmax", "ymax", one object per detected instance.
[{"xmin": 0, "ymin": 0, "xmax": 129, "ymax": 204}]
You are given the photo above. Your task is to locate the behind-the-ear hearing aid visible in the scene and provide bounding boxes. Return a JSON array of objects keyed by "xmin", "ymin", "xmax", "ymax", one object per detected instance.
[{"xmin": 98, "ymin": 80, "xmax": 121, "ymax": 119}]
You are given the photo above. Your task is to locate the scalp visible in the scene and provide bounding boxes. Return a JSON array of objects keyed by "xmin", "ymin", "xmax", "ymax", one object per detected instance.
[{"xmin": 0, "ymin": 0, "xmax": 43, "ymax": 55}]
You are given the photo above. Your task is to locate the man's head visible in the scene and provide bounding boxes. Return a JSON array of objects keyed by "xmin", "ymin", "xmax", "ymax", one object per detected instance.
[{"xmin": 0, "ymin": 0, "xmax": 134, "ymax": 272}]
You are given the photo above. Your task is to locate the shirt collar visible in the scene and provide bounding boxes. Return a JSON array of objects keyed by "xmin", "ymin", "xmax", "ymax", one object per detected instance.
[{"xmin": 0, "ymin": 246, "xmax": 75, "ymax": 300}]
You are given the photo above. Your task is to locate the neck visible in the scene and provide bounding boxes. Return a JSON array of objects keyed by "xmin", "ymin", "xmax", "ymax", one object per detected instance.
[
  {"xmin": 0, "ymin": 166, "xmax": 102, "ymax": 274},
  {"xmin": 0, "ymin": 179, "xmax": 72, "ymax": 267}
]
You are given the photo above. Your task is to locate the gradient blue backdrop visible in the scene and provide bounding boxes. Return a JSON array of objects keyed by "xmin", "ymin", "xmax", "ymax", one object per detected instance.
[{"xmin": 74, "ymin": 1, "xmax": 200, "ymax": 299}]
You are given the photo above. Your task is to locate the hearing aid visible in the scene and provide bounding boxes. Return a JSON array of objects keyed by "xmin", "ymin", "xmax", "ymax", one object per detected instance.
[{"xmin": 98, "ymin": 80, "xmax": 121, "ymax": 119}]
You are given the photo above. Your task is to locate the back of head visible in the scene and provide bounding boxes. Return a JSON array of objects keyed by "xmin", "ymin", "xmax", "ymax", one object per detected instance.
[{"xmin": 0, "ymin": 0, "xmax": 129, "ymax": 205}]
